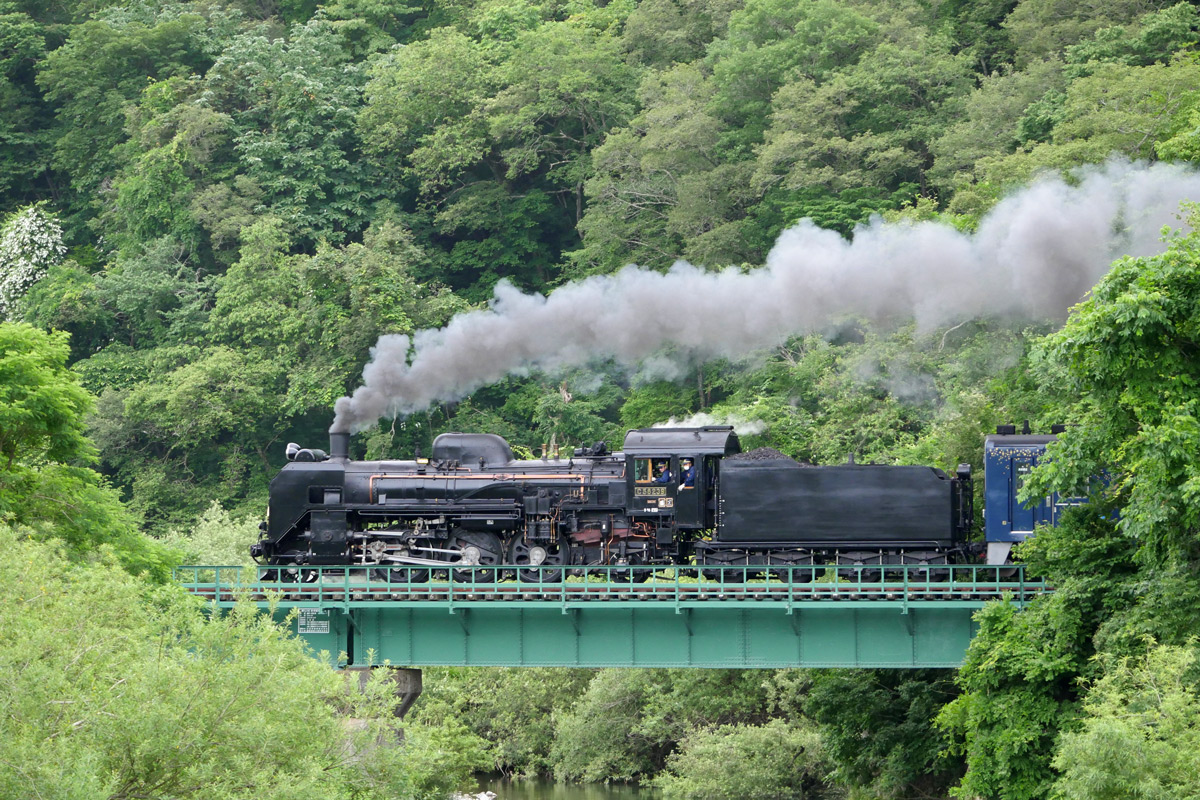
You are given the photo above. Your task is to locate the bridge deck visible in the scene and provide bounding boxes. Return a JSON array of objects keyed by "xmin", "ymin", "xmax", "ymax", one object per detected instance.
[{"xmin": 177, "ymin": 565, "xmax": 1049, "ymax": 669}]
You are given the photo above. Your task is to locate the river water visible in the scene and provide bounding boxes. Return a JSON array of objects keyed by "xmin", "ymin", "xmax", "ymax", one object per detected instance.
[{"xmin": 474, "ymin": 777, "xmax": 659, "ymax": 800}]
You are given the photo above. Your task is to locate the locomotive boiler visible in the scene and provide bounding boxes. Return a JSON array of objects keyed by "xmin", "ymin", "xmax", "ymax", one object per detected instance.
[{"xmin": 252, "ymin": 425, "xmax": 992, "ymax": 581}]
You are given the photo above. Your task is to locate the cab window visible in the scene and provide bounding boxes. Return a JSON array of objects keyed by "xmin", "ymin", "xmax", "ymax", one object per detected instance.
[
  {"xmin": 679, "ymin": 457, "xmax": 696, "ymax": 489},
  {"xmin": 634, "ymin": 458, "xmax": 653, "ymax": 483}
]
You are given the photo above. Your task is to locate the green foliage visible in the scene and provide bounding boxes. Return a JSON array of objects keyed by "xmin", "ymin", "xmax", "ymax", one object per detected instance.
[
  {"xmin": 929, "ymin": 59, "xmax": 1066, "ymax": 198},
  {"xmin": 754, "ymin": 184, "xmax": 920, "ymax": 240},
  {"xmin": 941, "ymin": 218, "xmax": 1200, "ymax": 799},
  {"xmin": 937, "ymin": 599, "xmax": 1083, "ymax": 800},
  {"xmin": 621, "ymin": 0, "xmax": 737, "ymax": 68},
  {"xmin": 707, "ymin": 0, "xmax": 881, "ymax": 149},
  {"xmin": 754, "ymin": 29, "xmax": 972, "ymax": 196},
  {"xmin": 0, "ymin": 322, "xmax": 92, "ymax": 468},
  {"xmin": 76, "ymin": 213, "xmax": 465, "ymax": 528},
  {"xmin": 203, "ymin": 18, "xmax": 379, "ymax": 243},
  {"xmin": 939, "ymin": 0, "xmax": 1018, "ymax": 75},
  {"xmin": 0, "ymin": 202, "xmax": 66, "ymax": 319},
  {"xmin": 1003, "ymin": 0, "xmax": 1156, "ymax": 67},
  {"xmin": 0, "ymin": 322, "xmax": 170, "ymax": 575},
  {"xmin": 432, "ymin": 185, "xmax": 573, "ymax": 297},
  {"xmin": 358, "ymin": 26, "xmax": 497, "ymax": 195},
  {"xmin": 17, "ymin": 259, "xmax": 116, "ymax": 360},
  {"xmin": 36, "ymin": 7, "xmax": 214, "ymax": 225},
  {"xmin": 12, "ymin": 1, "xmax": 1200, "ymax": 793},
  {"xmin": 0, "ymin": 525, "xmax": 481, "ymax": 800},
  {"xmin": 551, "ymin": 668, "xmax": 770, "ymax": 782},
  {"xmin": 0, "ymin": 8, "xmax": 54, "ymax": 211},
  {"xmin": 799, "ymin": 669, "xmax": 963, "ymax": 798},
  {"xmin": 158, "ymin": 499, "xmax": 260, "ymax": 570},
  {"xmin": 1024, "ymin": 216, "xmax": 1200, "ymax": 567},
  {"xmin": 488, "ymin": 19, "xmax": 637, "ymax": 196},
  {"xmin": 619, "ymin": 380, "xmax": 698, "ymax": 429},
  {"xmin": 1064, "ymin": 2, "xmax": 1200, "ymax": 75},
  {"xmin": 653, "ymin": 719, "xmax": 827, "ymax": 800},
  {"xmin": 411, "ymin": 667, "xmax": 593, "ymax": 776},
  {"xmin": 1053, "ymin": 643, "xmax": 1200, "ymax": 800}
]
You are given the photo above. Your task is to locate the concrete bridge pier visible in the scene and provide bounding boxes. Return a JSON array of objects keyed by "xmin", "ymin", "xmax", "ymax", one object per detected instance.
[{"xmin": 342, "ymin": 666, "xmax": 423, "ymax": 719}]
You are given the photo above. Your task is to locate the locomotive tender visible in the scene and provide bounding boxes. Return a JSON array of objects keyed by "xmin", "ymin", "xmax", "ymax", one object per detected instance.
[{"xmin": 251, "ymin": 424, "xmax": 1055, "ymax": 580}]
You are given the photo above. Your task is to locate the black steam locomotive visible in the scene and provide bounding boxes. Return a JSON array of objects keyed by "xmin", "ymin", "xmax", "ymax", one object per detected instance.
[{"xmin": 251, "ymin": 427, "xmax": 978, "ymax": 580}]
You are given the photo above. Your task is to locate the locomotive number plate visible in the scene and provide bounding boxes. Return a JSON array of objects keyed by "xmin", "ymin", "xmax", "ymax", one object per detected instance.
[{"xmin": 635, "ymin": 487, "xmax": 667, "ymax": 497}]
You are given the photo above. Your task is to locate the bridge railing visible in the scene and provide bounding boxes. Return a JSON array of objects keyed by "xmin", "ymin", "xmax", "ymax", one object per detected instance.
[{"xmin": 173, "ymin": 563, "xmax": 1049, "ymax": 606}]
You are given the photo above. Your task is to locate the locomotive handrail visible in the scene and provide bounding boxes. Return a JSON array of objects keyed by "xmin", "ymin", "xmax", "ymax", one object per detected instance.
[{"xmin": 174, "ymin": 563, "xmax": 1052, "ymax": 608}]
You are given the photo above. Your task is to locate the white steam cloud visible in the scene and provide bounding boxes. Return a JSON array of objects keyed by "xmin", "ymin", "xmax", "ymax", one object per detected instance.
[
  {"xmin": 332, "ymin": 160, "xmax": 1200, "ymax": 433},
  {"xmin": 653, "ymin": 412, "xmax": 768, "ymax": 437}
]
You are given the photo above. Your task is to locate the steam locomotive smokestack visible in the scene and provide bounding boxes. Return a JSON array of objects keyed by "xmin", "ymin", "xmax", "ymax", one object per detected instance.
[
  {"xmin": 330, "ymin": 431, "xmax": 350, "ymax": 461},
  {"xmin": 331, "ymin": 159, "xmax": 1200, "ymax": 432}
]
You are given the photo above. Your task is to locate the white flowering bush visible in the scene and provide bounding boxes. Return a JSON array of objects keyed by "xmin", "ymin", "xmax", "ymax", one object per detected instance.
[{"xmin": 0, "ymin": 204, "xmax": 67, "ymax": 320}]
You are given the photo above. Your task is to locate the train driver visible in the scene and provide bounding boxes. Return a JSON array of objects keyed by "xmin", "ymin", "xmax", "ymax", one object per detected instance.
[
  {"xmin": 680, "ymin": 458, "xmax": 695, "ymax": 488},
  {"xmin": 653, "ymin": 459, "xmax": 672, "ymax": 483}
]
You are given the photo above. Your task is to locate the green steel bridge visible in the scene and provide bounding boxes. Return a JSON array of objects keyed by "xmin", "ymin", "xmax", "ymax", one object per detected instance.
[{"xmin": 176, "ymin": 564, "xmax": 1049, "ymax": 670}]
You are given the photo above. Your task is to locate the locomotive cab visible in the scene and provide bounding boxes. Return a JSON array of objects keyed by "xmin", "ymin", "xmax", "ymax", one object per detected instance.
[{"xmin": 622, "ymin": 426, "xmax": 741, "ymax": 531}]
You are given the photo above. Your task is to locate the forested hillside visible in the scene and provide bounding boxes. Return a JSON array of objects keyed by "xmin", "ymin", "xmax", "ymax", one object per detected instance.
[{"xmin": 4, "ymin": 0, "xmax": 1200, "ymax": 797}]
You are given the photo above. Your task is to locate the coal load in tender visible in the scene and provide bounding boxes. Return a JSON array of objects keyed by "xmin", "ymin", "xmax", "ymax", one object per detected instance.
[{"xmin": 726, "ymin": 446, "xmax": 815, "ymax": 464}]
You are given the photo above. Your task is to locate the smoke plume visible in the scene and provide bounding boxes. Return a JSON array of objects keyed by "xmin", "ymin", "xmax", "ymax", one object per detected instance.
[{"xmin": 332, "ymin": 160, "xmax": 1200, "ymax": 433}]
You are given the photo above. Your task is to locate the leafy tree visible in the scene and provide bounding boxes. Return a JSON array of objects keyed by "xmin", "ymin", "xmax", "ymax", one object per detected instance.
[
  {"xmin": 0, "ymin": 7, "xmax": 55, "ymax": 211},
  {"xmin": 980, "ymin": 58, "xmax": 1200, "ymax": 184},
  {"xmin": 411, "ymin": 666, "xmax": 594, "ymax": 776},
  {"xmin": 0, "ymin": 322, "xmax": 94, "ymax": 472},
  {"xmin": 754, "ymin": 32, "xmax": 972, "ymax": 196},
  {"xmin": 36, "ymin": 6, "xmax": 216, "ymax": 227},
  {"xmin": 573, "ymin": 63, "xmax": 723, "ymax": 272},
  {"xmin": 358, "ymin": 26, "xmax": 498, "ymax": 198},
  {"xmin": 159, "ymin": 499, "xmax": 260, "ymax": 570},
  {"xmin": 0, "ymin": 322, "xmax": 169, "ymax": 574},
  {"xmin": 937, "ymin": 596, "xmax": 1088, "ymax": 800},
  {"xmin": 1023, "ymin": 213, "xmax": 1200, "ymax": 567},
  {"xmin": 0, "ymin": 525, "xmax": 484, "ymax": 799},
  {"xmin": 798, "ymin": 669, "xmax": 963, "ymax": 798},
  {"xmin": 104, "ymin": 76, "xmax": 236, "ymax": 258},
  {"xmin": 81, "ymin": 213, "xmax": 464, "ymax": 527},
  {"xmin": 1053, "ymin": 643, "xmax": 1200, "ymax": 800},
  {"xmin": 320, "ymin": 0, "xmax": 428, "ymax": 58},
  {"xmin": 621, "ymin": 0, "xmax": 738, "ymax": 68},
  {"xmin": 1003, "ymin": 0, "xmax": 1167, "ymax": 67},
  {"xmin": 430, "ymin": 184, "xmax": 575, "ymax": 296},
  {"xmin": 202, "ymin": 18, "xmax": 379, "ymax": 244},
  {"xmin": 938, "ymin": 0, "xmax": 1019, "ymax": 75},
  {"xmin": 17, "ymin": 258, "xmax": 116, "ymax": 360},
  {"xmin": 1063, "ymin": 2, "xmax": 1200, "ymax": 76},
  {"xmin": 619, "ymin": 380, "xmax": 698, "ymax": 429},
  {"xmin": 551, "ymin": 668, "xmax": 770, "ymax": 782},
  {"xmin": 928, "ymin": 59, "xmax": 1066, "ymax": 198},
  {"xmin": 0, "ymin": 202, "xmax": 66, "ymax": 319},
  {"xmin": 358, "ymin": 20, "xmax": 603, "ymax": 295},
  {"xmin": 90, "ymin": 236, "xmax": 213, "ymax": 349},
  {"xmin": 941, "ymin": 215, "xmax": 1200, "ymax": 799},
  {"xmin": 706, "ymin": 0, "xmax": 881, "ymax": 150},
  {"xmin": 486, "ymin": 19, "xmax": 638, "ymax": 226},
  {"xmin": 653, "ymin": 719, "xmax": 827, "ymax": 800}
]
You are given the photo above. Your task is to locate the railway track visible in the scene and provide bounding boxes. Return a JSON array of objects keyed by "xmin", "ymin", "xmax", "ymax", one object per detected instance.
[{"xmin": 181, "ymin": 577, "xmax": 1050, "ymax": 605}]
